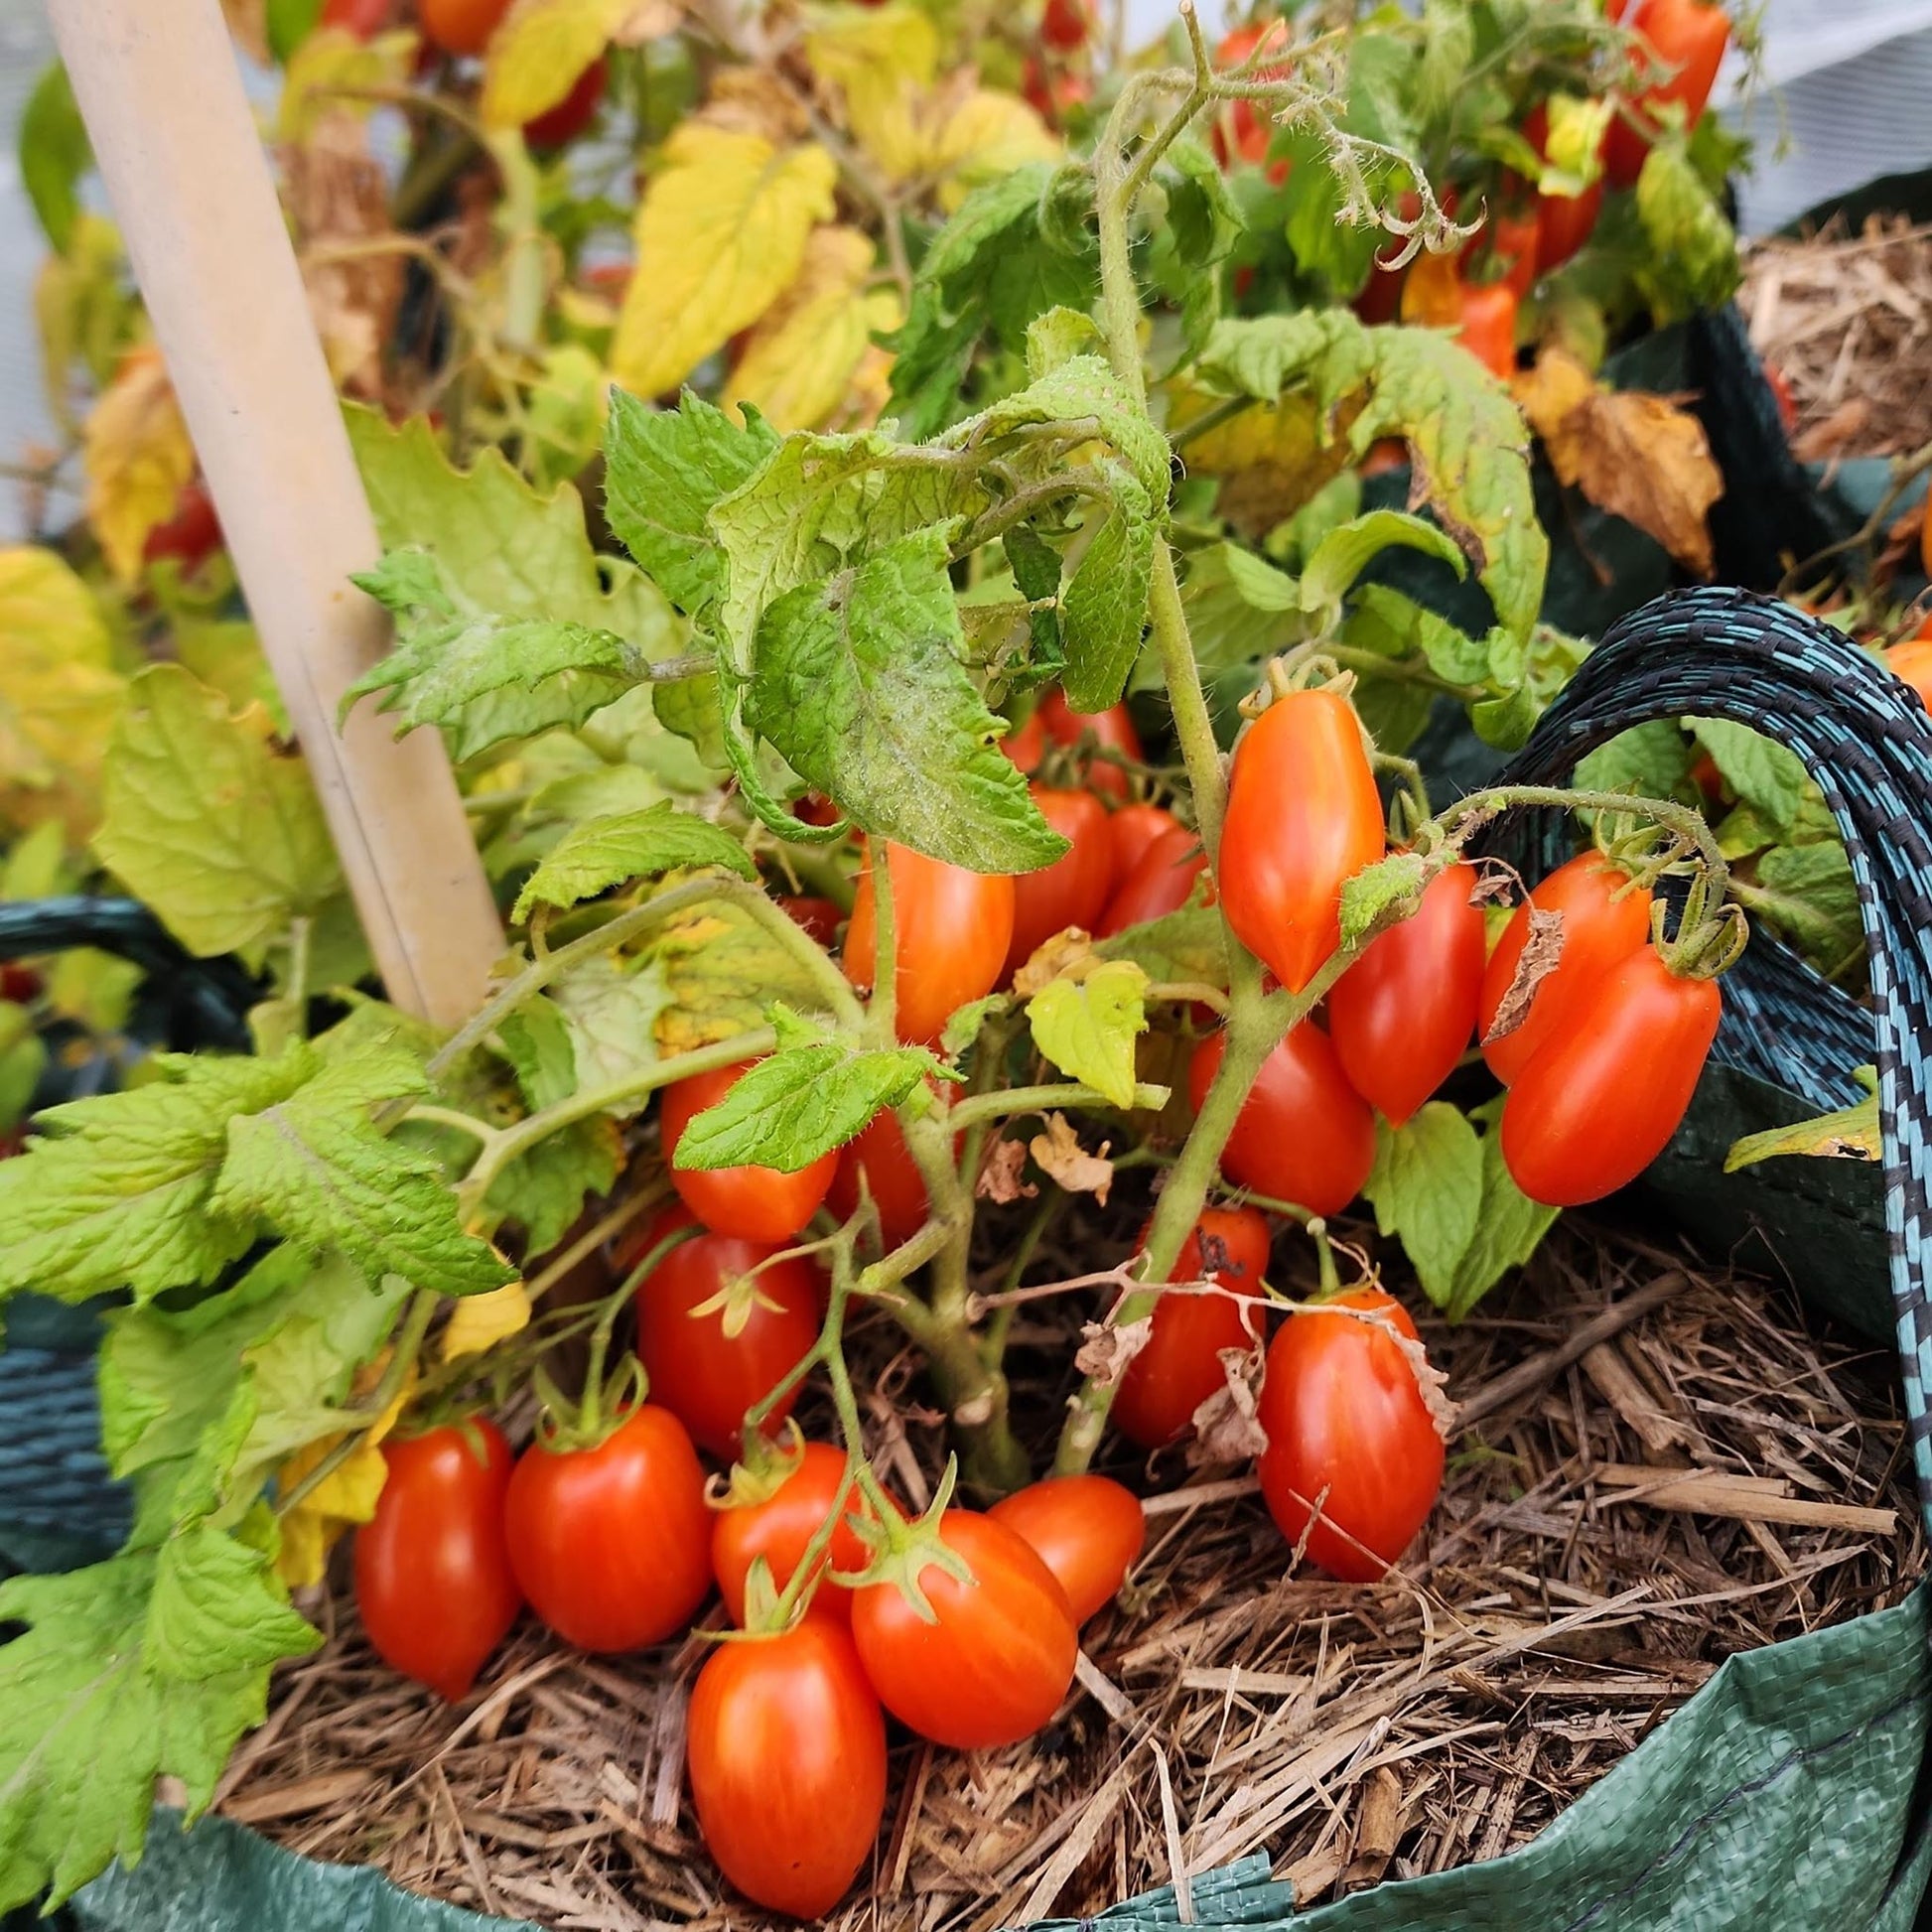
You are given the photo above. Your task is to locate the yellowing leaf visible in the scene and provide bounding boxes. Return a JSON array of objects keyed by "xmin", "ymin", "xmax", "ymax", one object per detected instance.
[
  {"xmin": 805, "ymin": 4, "xmax": 939, "ymax": 180},
  {"xmin": 84, "ymin": 348, "xmax": 195, "ymax": 583},
  {"xmin": 1170, "ymin": 384, "xmax": 1359, "ymax": 535},
  {"xmin": 1725, "ymin": 1081, "xmax": 1881, "ymax": 1173},
  {"xmin": 923, "ymin": 87, "xmax": 1058, "ymax": 208},
  {"xmin": 1027, "ymin": 959, "xmax": 1149, "ymax": 1110},
  {"xmin": 723, "ymin": 226, "xmax": 900, "ymax": 432},
  {"xmin": 611, "ymin": 125, "xmax": 838, "ymax": 398},
  {"xmin": 481, "ymin": 0, "xmax": 628, "ymax": 128},
  {"xmin": 1512, "ymin": 345, "xmax": 1721, "ymax": 576},
  {"xmin": 277, "ymin": 27, "xmax": 418, "ymax": 143},
  {"xmin": 271, "ymin": 1357, "xmax": 415, "ymax": 1589},
  {"xmin": 438, "ymin": 1278, "xmax": 532, "ymax": 1359},
  {"xmin": 1399, "ymin": 248, "xmax": 1463, "ymax": 329}
]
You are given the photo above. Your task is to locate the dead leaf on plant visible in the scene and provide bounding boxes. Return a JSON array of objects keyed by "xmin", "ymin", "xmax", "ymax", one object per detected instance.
[
  {"xmin": 976, "ymin": 1138, "xmax": 1037, "ymax": 1203},
  {"xmin": 1030, "ymin": 1112, "xmax": 1113, "ymax": 1204},
  {"xmin": 1075, "ymin": 1313, "xmax": 1153, "ymax": 1386},
  {"xmin": 1512, "ymin": 346, "xmax": 1722, "ymax": 576},
  {"xmin": 1188, "ymin": 1342, "xmax": 1270, "ymax": 1467},
  {"xmin": 1012, "ymin": 928, "xmax": 1097, "ymax": 998},
  {"xmin": 1482, "ymin": 904, "xmax": 1564, "ymax": 1045}
]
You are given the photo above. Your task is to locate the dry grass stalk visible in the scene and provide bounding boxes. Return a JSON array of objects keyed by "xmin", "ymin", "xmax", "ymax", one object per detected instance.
[{"xmin": 227, "ymin": 1224, "xmax": 1921, "ymax": 1929}]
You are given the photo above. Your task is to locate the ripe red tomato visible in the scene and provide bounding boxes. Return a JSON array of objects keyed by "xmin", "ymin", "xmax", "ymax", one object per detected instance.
[
  {"xmin": 1536, "ymin": 181, "xmax": 1605, "ymax": 273},
  {"xmin": 142, "ymin": 481, "xmax": 222, "ymax": 573},
  {"xmin": 1036, "ymin": 691, "xmax": 1144, "ymax": 803},
  {"xmin": 1112, "ymin": 1206, "xmax": 1270, "ymax": 1449},
  {"xmin": 353, "ymin": 1422, "xmax": 521, "ymax": 1702},
  {"xmin": 418, "ymin": 0, "xmax": 510, "ymax": 56},
  {"xmin": 0, "ymin": 964, "xmax": 41, "ymax": 1004},
  {"xmin": 1887, "ymin": 638, "xmax": 1932, "ymax": 710},
  {"xmin": 843, "ymin": 842, "xmax": 1015, "ymax": 1044},
  {"xmin": 1477, "ymin": 854, "xmax": 1653, "ymax": 1084},
  {"xmin": 1465, "ymin": 205, "xmax": 1540, "ymax": 302},
  {"xmin": 1097, "ymin": 824, "xmax": 1209, "ymax": 936},
  {"xmin": 503, "ymin": 1406, "xmax": 713, "ymax": 1652},
  {"xmin": 1022, "ymin": 54, "xmax": 1092, "ymax": 126},
  {"xmin": 1219, "ymin": 688, "xmax": 1384, "ymax": 993},
  {"xmin": 1210, "ymin": 22, "xmax": 1291, "ymax": 177},
  {"xmin": 1002, "ymin": 711, "xmax": 1047, "ymax": 772},
  {"xmin": 778, "ymin": 895, "xmax": 843, "ymax": 948},
  {"xmin": 1764, "ymin": 361, "xmax": 1798, "ymax": 436},
  {"xmin": 522, "ymin": 56, "xmax": 606, "ymax": 150},
  {"xmin": 792, "ymin": 791, "xmax": 841, "ymax": 828},
  {"xmin": 1189, "ymin": 1027, "xmax": 1375, "ymax": 1218},
  {"xmin": 1605, "ymin": 0, "xmax": 1731, "ymax": 188},
  {"xmin": 631, "ymin": 1207, "xmax": 821, "ymax": 1461},
  {"xmin": 1041, "ymin": 0, "xmax": 1096, "ymax": 50},
  {"xmin": 825, "ymin": 1104, "xmax": 929, "ymax": 1247},
  {"xmin": 1500, "ymin": 945, "xmax": 1721, "ymax": 1205},
  {"xmin": 321, "ymin": 0, "xmax": 390, "ymax": 36},
  {"xmin": 1256, "ymin": 1287, "xmax": 1446, "ymax": 1582},
  {"xmin": 1008, "ymin": 785, "xmax": 1114, "ymax": 975},
  {"xmin": 1105, "ymin": 802, "xmax": 1181, "ymax": 891},
  {"xmin": 660, "ymin": 1058, "xmax": 837, "ymax": 1245},
  {"xmin": 1328, "ymin": 862, "xmax": 1486, "ymax": 1126},
  {"xmin": 988, "ymin": 1475, "xmax": 1145, "ymax": 1625},
  {"xmin": 851, "ymin": 1511, "xmax": 1077, "ymax": 1748},
  {"xmin": 712, "ymin": 1441, "xmax": 883, "ymax": 1625},
  {"xmin": 686, "ymin": 1620, "xmax": 887, "ymax": 1919},
  {"xmin": 1457, "ymin": 279, "xmax": 1519, "ymax": 379}
]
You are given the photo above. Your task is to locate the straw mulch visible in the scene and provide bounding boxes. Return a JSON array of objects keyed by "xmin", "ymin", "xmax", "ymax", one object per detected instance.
[
  {"xmin": 216, "ymin": 1221, "xmax": 1921, "ymax": 1930},
  {"xmin": 1739, "ymin": 213, "xmax": 1932, "ymax": 465}
]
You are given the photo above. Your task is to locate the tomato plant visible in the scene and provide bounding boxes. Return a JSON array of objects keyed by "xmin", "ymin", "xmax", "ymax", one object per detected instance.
[
  {"xmin": 711, "ymin": 1440, "xmax": 885, "ymax": 1625},
  {"xmin": 988, "ymin": 1475, "xmax": 1145, "ymax": 1624},
  {"xmin": 1605, "ymin": 0, "xmax": 1731, "ymax": 188},
  {"xmin": 1255, "ymin": 1289, "xmax": 1446, "ymax": 1582},
  {"xmin": 1041, "ymin": 0, "xmax": 1097, "ymax": 52},
  {"xmin": 659, "ymin": 1058, "xmax": 837, "ymax": 1244},
  {"xmin": 353, "ymin": 1423, "xmax": 521, "ymax": 1702},
  {"xmin": 140, "ymin": 481, "xmax": 221, "ymax": 573},
  {"xmin": 825, "ymin": 1105, "xmax": 929, "ymax": 1248},
  {"xmin": 503, "ymin": 1408, "xmax": 713, "ymax": 1653},
  {"xmin": 1105, "ymin": 801, "xmax": 1181, "ymax": 889},
  {"xmin": 1097, "ymin": 824, "xmax": 1209, "ymax": 936},
  {"xmin": 522, "ymin": 57, "xmax": 607, "ymax": 151},
  {"xmin": 1456, "ymin": 280, "xmax": 1520, "ymax": 379},
  {"xmin": 1008, "ymin": 785, "xmax": 1114, "ymax": 973},
  {"xmin": 1035, "ymin": 692, "xmax": 1144, "ymax": 802},
  {"xmin": 686, "ymin": 1620, "xmax": 888, "ymax": 1918}
]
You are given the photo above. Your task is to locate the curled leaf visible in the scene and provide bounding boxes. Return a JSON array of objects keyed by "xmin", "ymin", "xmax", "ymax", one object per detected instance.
[
  {"xmin": 1076, "ymin": 1314, "xmax": 1152, "ymax": 1386},
  {"xmin": 1187, "ymin": 1343, "xmax": 1269, "ymax": 1467},
  {"xmin": 1029, "ymin": 1112, "xmax": 1113, "ymax": 1204},
  {"xmin": 975, "ymin": 1138, "xmax": 1037, "ymax": 1203},
  {"xmin": 1482, "ymin": 904, "xmax": 1564, "ymax": 1045}
]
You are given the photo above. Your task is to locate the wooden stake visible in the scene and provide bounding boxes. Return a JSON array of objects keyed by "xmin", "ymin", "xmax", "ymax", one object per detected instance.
[{"xmin": 50, "ymin": 0, "xmax": 503, "ymax": 1027}]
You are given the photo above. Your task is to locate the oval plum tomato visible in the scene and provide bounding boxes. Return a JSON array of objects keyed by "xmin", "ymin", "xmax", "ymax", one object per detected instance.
[
  {"xmin": 1477, "ymin": 854, "xmax": 1652, "ymax": 1084},
  {"xmin": 1036, "ymin": 691, "xmax": 1143, "ymax": 802},
  {"xmin": 504, "ymin": 1406, "xmax": 712, "ymax": 1652},
  {"xmin": 141, "ymin": 480, "xmax": 222, "ymax": 573},
  {"xmin": 850, "ymin": 1512, "xmax": 1077, "ymax": 1748},
  {"xmin": 826, "ymin": 1105, "xmax": 928, "ymax": 1247},
  {"xmin": 988, "ymin": 1475, "xmax": 1146, "ymax": 1624},
  {"xmin": 632, "ymin": 1207, "xmax": 820, "ymax": 1461},
  {"xmin": 711, "ymin": 1441, "xmax": 883, "ymax": 1625},
  {"xmin": 1112, "ymin": 1205, "xmax": 1271, "ymax": 1449},
  {"xmin": 1002, "ymin": 710, "xmax": 1047, "ymax": 773},
  {"xmin": 843, "ymin": 842, "xmax": 1015, "ymax": 1044},
  {"xmin": 1328, "ymin": 862, "xmax": 1486, "ymax": 1127},
  {"xmin": 1256, "ymin": 1287, "xmax": 1446, "ymax": 1582},
  {"xmin": 1605, "ymin": 0, "xmax": 1731, "ymax": 188},
  {"xmin": 1106, "ymin": 801, "xmax": 1181, "ymax": 891},
  {"xmin": 1189, "ymin": 1028, "xmax": 1375, "ymax": 1218},
  {"xmin": 1465, "ymin": 205, "xmax": 1540, "ymax": 302},
  {"xmin": 1535, "ymin": 181, "xmax": 1604, "ymax": 274},
  {"xmin": 778, "ymin": 895, "xmax": 843, "ymax": 949},
  {"xmin": 1887, "ymin": 638, "xmax": 1932, "ymax": 711},
  {"xmin": 1008, "ymin": 785, "xmax": 1114, "ymax": 976},
  {"xmin": 1097, "ymin": 824, "xmax": 1209, "ymax": 936},
  {"xmin": 353, "ymin": 1422, "xmax": 521, "ymax": 1702},
  {"xmin": 687, "ymin": 1619, "xmax": 886, "ymax": 1919},
  {"xmin": 1041, "ymin": 0, "xmax": 1096, "ymax": 50},
  {"xmin": 523, "ymin": 55, "xmax": 606, "ymax": 149},
  {"xmin": 1210, "ymin": 22, "xmax": 1291, "ymax": 176},
  {"xmin": 418, "ymin": 0, "xmax": 510, "ymax": 55},
  {"xmin": 1219, "ymin": 688, "xmax": 1384, "ymax": 993},
  {"xmin": 1456, "ymin": 279, "xmax": 1519, "ymax": 379},
  {"xmin": 321, "ymin": 0, "xmax": 390, "ymax": 36},
  {"xmin": 1500, "ymin": 945, "xmax": 1722, "ymax": 1206},
  {"xmin": 659, "ymin": 1058, "xmax": 836, "ymax": 1245}
]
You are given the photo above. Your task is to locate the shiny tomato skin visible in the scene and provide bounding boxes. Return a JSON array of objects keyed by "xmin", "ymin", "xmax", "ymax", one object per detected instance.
[
  {"xmin": 633, "ymin": 1207, "xmax": 820, "ymax": 1461},
  {"xmin": 988, "ymin": 1475, "xmax": 1146, "ymax": 1625},
  {"xmin": 522, "ymin": 55, "xmax": 606, "ymax": 149},
  {"xmin": 1605, "ymin": 0, "xmax": 1730, "ymax": 187},
  {"xmin": 1536, "ymin": 180, "xmax": 1605, "ymax": 273},
  {"xmin": 686, "ymin": 1620, "xmax": 888, "ymax": 1919},
  {"xmin": 353, "ymin": 1422, "xmax": 521, "ymax": 1702},
  {"xmin": 418, "ymin": 0, "xmax": 510, "ymax": 55},
  {"xmin": 1220, "ymin": 689, "xmax": 1385, "ymax": 993},
  {"xmin": 1036, "ymin": 691, "xmax": 1143, "ymax": 802},
  {"xmin": 826, "ymin": 1104, "xmax": 929, "ymax": 1247},
  {"xmin": 1105, "ymin": 802, "xmax": 1181, "ymax": 891},
  {"xmin": 1112, "ymin": 1206, "xmax": 1271, "ymax": 1449},
  {"xmin": 843, "ymin": 842, "xmax": 1015, "ymax": 1044},
  {"xmin": 1097, "ymin": 824, "xmax": 1209, "ymax": 936},
  {"xmin": 711, "ymin": 1441, "xmax": 881, "ymax": 1625},
  {"xmin": 1478, "ymin": 854, "xmax": 1653, "ymax": 1083},
  {"xmin": 1328, "ymin": 862, "xmax": 1486, "ymax": 1126},
  {"xmin": 1041, "ymin": 0, "xmax": 1096, "ymax": 49},
  {"xmin": 1256, "ymin": 1287, "xmax": 1446, "ymax": 1582},
  {"xmin": 1500, "ymin": 947, "xmax": 1722, "ymax": 1206},
  {"xmin": 142, "ymin": 481, "xmax": 222, "ymax": 572},
  {"xmin": 1008, "ymin": 786, "xmax": 1114, "ymax": 975},
  {"xmin": 660, "ymin": 1058, "xmax": 837, "ymax": 1244},
  {"xmin": 504, "ymin": 1406, "xmax": 712, "ymax": 1652},
  {"xmin": 1189, "ymin": 1028, "xmax": 1375, "ymax": 1218},
  {"xmin": 1457, "ymin": 279, "xmax": 1519, "ymax": 379},
  {"xmin": 1888, "ymin": 638, "xmax": 1932, "ymax": 710},
  {"xmin": 777, "ymin": 895, "xmax": 843, "ymax": 948}
]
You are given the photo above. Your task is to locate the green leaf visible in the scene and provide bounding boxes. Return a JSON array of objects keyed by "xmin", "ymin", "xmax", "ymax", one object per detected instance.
[
  {"xmin": 0, "ymin": 1005, "xmax": 47, "ymax": 1133},
  {"xmin": 1362, "ymin": 1103, "xmax": 1483, "ymax": 1310},
  {"xmin": 1690, "ymin": 718, "xmax": 1806, "ymax": 835},
  {"xmin": 1725, "ymin": 1074, "xmax": 1880, "ymax": 1173},
  {"xmin": 1059, "ymin": 463, "xmax": 1157, "ymax": 713},
  {"xmin": 744, "ymin": 525, "xmax": 1065, "ymax": 872},
  {"xmin": 511, "ymin": 803, "xmax": 755, "ymax": 922},
  {"xmin": 266, "ymin": 0, "xmax": 324, "ymax": 62},
  {"xmin": 1735, "ymin": 841, "xmax": 1863, "ymax": 972},
  {"xmin": 969, "ymin": 354, "xmax": 1173, "ymax": 506},
  {"xmin": 1416, "ymin": 1, "xmax": 1475, "ymax": 125},
  {"xmin": 488, "ymin": 1115, "xmax": 622, "ymax": 1255},
  {"xmin": 1444, "ymin": 1115, "xmax": 1559, "ymax": 1321},
  {"xmin": 94, "ymin": 665, "xmax": 342, "ymax": 958},
  {"xmin": 17, "ymin": 64, "xmax": 91, "ymax": 254},
  {"xmin": 1025, "ymin": 307, "xmax": 1107, "ymax": 379},
  {"xmin": 1026, "ymin": 961, "xmax": 1149, "ymax": 1110},
  {"xmin": 494, "ymin": 997, "xmax": 578, "ymax": 1110},
  {"xmin": 0, "ymin": 1054, "xmax": 304, "ymax": 1306},
  {"xmin": 1539, "ymin": 93, "xmax": 1612, "ymax": 194},
  {"xmin": 939, "ymin": 992, "xmax": 1012, "ymax": 1058},
  {"xmin": 1095, "ymin": 906, "xmax": 1227, "ymax": 989},
  {"xmin": 672, "ymin": 1041, "xmax": 938, "ymax": 1173},
  {"xmin": 1005, "ymin": 521, "xmax": 1065, "ymax": 671},
  {"xmin": 1576, "ymin": 720, "xmax": 1693, "ymax": 804},
  {"xmin": 209, "ymin": 1045, "xmax": 513, "ymax": 1296},
  {"xmin": 552, "ymin": 952, "xmax": 674, "ymax": 1098},
  {"xmin": 1173, "ymin": 542, "xmax": 1305, "ymax": 691},
  {"xmin": 603, "ymin": 388, "xmax": 780, "ymax": 616},
  {"xmin": 1300, "ymin": 510, "xmax": 1467, "ymax": 625},
  {"xmin": 1633, "ymin": 144, "xmax": 1740, "ymax": 326},
  {"xmin": 0, "ymin": 1529, "xmax": 320, "ymax": 1913},
  {"xmin": 1339, "ymin": 850, "xmax": 1428, "ymax": 949}
]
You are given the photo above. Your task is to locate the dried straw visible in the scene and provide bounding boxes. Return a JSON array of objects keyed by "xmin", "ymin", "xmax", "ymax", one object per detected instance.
[{"xmin": 224, "ymin": 1221, "xmax": 1921, "ymax": 1929}]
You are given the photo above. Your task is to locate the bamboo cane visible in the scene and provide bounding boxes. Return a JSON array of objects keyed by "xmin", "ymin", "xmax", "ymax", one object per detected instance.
[{"xmin": 48, "ymin": 0, "xmax": 503, "ymax": 1027}]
